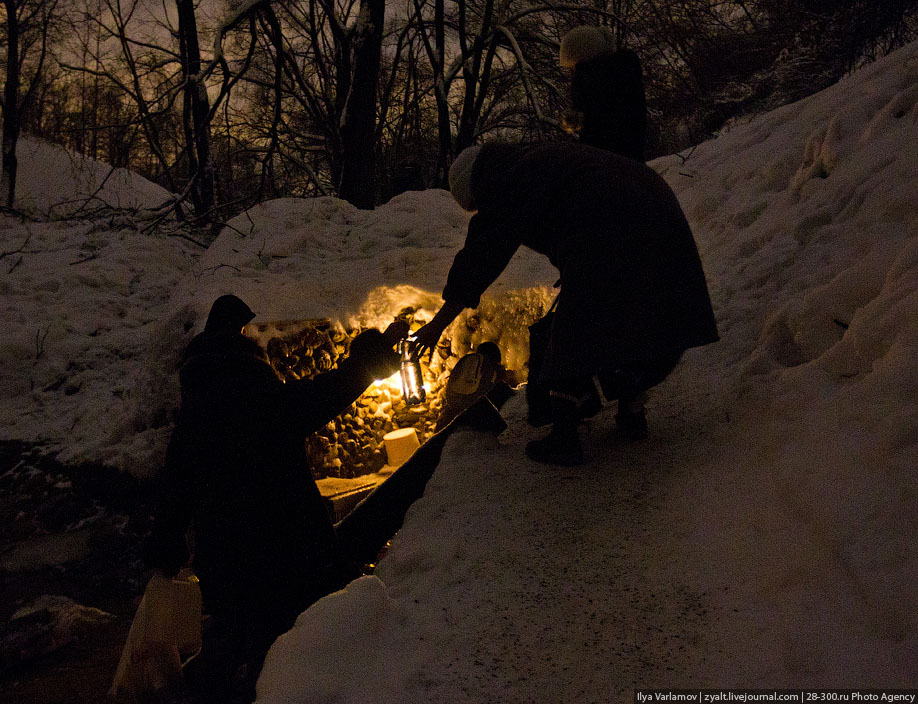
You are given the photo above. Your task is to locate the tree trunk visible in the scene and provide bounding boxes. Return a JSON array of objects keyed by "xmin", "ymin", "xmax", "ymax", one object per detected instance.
[
  {"xmin": 338, "ymin": 0, "xmax": 385, "ymax": 209},
  {"xmin": 2, "ymin": 0, "xmax": 20, "ymax": 209},
  {"xmin": 176, "ymin": 0, "xmax": 215, "ymax": 220},
  {"xmin": 411, "ymin": 0, "xmax": 451, "ymax": 186},
  {"xmin": 432, "ymin": 0, "xmax": 451, "ymax": 186},
  {"xmin": 455, "ymin": 0, "xmax": 496, "ymax": 153}
]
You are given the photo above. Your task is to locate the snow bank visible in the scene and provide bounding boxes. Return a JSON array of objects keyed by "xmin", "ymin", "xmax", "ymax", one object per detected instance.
[
  {"xmin": 169, "ymin": 190, "xmax": 555, "ymax": 325},
  {"xmin": 647, "ymin": 40, "xmax": 918, "ymax": 686},
  {"xmin": 258, "ymin": 576, "xmax": 427, "ymax": 702},
  {"xmin": 0, "ymin": 179, "xmax": 556, "ymax": 475},
  {"xmin": 0, "ymin": 214, "xmax": 199, "ymax": 472},
  {"xmin": 0, "ymin": 138, "xmax": 188, "ymax": 474},
  {"xmin": 648, "ymin": 38, "xmax": 918, "ymax": 607},
  {"xmin": 14, "ymin": 137, "xmax": 173, "ymax": 217}
]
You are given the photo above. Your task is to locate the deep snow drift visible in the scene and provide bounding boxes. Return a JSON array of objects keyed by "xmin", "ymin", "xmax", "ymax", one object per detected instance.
[{"xmin": 0, "ymin": 39, "xmax": 915, "ymax": 701}]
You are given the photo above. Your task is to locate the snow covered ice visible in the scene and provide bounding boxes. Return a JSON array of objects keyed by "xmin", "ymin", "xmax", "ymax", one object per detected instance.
[{"xmin": 1, "ymin": 38, "xmax": 916, "ymax": 702}]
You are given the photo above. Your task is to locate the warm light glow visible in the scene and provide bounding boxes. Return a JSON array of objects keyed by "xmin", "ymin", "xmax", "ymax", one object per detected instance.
[
  {"xmin": 371, "ymin": 371, "xmax": 402, "ymax": 393},
  {"xmin": 346, "ymin": 285, "xmax": 440, "ymax": 333},
  {"xmin": 371, "ymin": 360, "xmax": 429, "ymax": 403},
  {"xmin": 250, "ymin": 283, "xmax": 552, "ymax": 478}
]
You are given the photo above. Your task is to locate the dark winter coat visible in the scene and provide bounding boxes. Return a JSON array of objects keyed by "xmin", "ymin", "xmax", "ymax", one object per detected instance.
[
  {"xmin": 442, "ymin": 142, "xmax": 719, "ymax": 383},
  {"xmin": 144, "ymin": 327, "xmax": 400, "ymax": 617},
  {"xmin": 571, "ymin": 49, "xmax": 647, "ymax": 161}
]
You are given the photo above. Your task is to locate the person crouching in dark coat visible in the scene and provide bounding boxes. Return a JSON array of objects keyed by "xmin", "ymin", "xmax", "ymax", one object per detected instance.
[
  {"xmin": 412, "ymin": 143, "xmax": 719, "ymax": 466},
  {"xmin": 143, "ymin": 294, "xmax": 408, "ymax": 703},
  {"xmin": 560, "ymin": 26, "xmax": 647, "ymax": 161}
]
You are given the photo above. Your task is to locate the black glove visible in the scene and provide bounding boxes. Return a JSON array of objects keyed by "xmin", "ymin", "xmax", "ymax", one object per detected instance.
[{"xmin": 349, "ymin": 329, "xmax": 400, "ymax": 381}]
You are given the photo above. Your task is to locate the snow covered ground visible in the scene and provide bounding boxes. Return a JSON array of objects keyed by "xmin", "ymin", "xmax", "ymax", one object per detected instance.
[{"xmin": 0, "ymin": 39, "xmax": 915, "ymax": 701}]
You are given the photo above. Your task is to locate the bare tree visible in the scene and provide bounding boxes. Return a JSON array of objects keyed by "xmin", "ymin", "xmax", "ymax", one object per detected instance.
[
  {"xmin": 1, "ymin": 0, "xmax": 57, "ymax": 208},
  {"xmin": 1, "ymin": 0, "xmax": 20, "ymax": 208},
  {"xmin": 338, "ymin": 0, "xmax": 386, "ymax": 208},
  {"xmin": 176, "ymin": 0, "xmax": 215, "ymax": 219},
  {"xmin": 8, "ymin": 0, "xmax": 912, "ymax": 220}
]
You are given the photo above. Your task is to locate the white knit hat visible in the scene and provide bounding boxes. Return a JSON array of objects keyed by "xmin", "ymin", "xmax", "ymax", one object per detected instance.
[
  {"xmin": 448, "ymin": 146, "xmax": 481, "ymax": 212},
  {"xmin": 559, "ymin": 26, "xmax": 616, "ymax": 68}
]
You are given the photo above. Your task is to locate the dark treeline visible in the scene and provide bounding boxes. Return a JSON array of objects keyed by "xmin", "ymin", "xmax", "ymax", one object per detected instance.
[{"xmin": 1, "ymin": 0, "xmax": 915, "ymax": 225}]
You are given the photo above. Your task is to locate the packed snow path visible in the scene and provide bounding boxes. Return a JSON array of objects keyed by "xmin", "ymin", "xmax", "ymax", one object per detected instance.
[
  {"xmin": 259, "ymin": 380, "xmax": 717, "ymax": 703},
  {"xmin": 259, "ymin": 335, "xmax": 914, "ymax": 702},
  {"xmin": 383, "ymin": 395, "xmax": 714, "ymax": 695}
]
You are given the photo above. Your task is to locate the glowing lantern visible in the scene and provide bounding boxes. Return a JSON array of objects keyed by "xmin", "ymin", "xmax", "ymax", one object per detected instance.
[{"xmin": 398, "ymin": 337, "xmax": 426, "ymax": 406}]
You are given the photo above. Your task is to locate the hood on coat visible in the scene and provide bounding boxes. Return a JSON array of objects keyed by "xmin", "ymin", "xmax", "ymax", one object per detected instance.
[{"xmin": 204, "ymin": 294, "xmax": 256, "ymax": 333}]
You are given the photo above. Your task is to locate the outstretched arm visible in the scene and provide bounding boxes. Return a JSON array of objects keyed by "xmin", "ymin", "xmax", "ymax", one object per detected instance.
[
  {"xmin": 412, "ymin": 300, "xmax": 464, "ymax": 361},
  {"xmin": 414, "ymin": 213, "xmax": 522, "ymax": 360},
  {"xmin": 285, "ymin": 320, "xmax": 408, "ymax": 435}
]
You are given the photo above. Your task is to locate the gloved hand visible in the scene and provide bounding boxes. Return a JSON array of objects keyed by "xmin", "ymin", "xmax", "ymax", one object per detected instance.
[
  {"xmin": 412, "ymin": 301, "xmax": 464, "ymax": 361},
  {"xmin": 382, "ymin": 319, "xmax": 410, "ymax": 347},
  {"xmin": 349, "ymin": 325, "xmax": 403, "ymax": 381}
]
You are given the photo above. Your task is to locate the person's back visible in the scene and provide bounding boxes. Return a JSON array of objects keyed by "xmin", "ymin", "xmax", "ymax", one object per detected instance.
[
  {"xmin": 560, "ymin": 26, "xmax": 647, "ymax": 160},
  {"xmin": 572, "ymin": 48, "xmax": 646, "ymax": 160},
  {"xmin": 482, "ymin": 143, "xmax": 716, "ymax": 370},
  {"xmin": 174, "ymin": 328, "xmax": 337, "ymax": 612},
  {"xmin": 146, "ymin": 295, "xmax": 406, "ymax": 702}
]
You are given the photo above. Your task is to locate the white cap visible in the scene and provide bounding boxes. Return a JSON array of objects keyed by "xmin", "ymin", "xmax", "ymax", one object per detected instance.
[
  {"xmin": 559, "ymin": 26, "xmax": 616, "ymax": 68},
  {"xmin": 448, "ymin": 146, "xmax": 481, "ymax": 212}
]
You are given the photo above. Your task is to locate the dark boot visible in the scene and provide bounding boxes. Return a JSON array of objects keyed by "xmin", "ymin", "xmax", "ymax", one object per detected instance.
[
  {"xmin": 526, "ymin": 380, "xmax": 553, "ymax": 427},
  {"xmin": 578, "ymin": 385, "xmax": 602, "ymax": 420},
  {"xmin": 525, "ymin": 393, "xmax": 584, "ymax": 466},
  {"xmin": 615, "ymin": 394, "xmax": 648, "ymax": 441}
]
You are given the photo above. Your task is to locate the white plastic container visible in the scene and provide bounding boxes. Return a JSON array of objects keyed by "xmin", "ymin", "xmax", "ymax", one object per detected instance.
[{"xmin": 383, "ymin": 427, "xmax": 420, "ymax": 466}]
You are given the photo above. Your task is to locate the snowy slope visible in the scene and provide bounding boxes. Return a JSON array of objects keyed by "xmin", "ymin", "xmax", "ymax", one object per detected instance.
[
  {"xmin": 646, "ymin": 45, "xmax": 918, "ymax": 685},
  {"xmin": 255, "ymin": 41, "xmax": 918, "ymax": 699},
  {"xmin": 14, "ymin": 137, "xmax": 174, "ymax": 217},
  {"xmin": 0, "ymin": 143, "xmax": 197, "ymax": 471}
]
